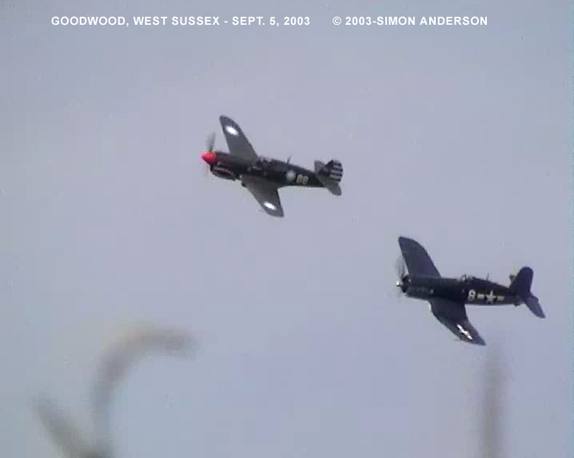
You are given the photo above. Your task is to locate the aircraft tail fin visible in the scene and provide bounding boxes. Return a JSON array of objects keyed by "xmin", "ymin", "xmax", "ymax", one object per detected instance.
[
  {"xmin": 509, "ymin": 267, "xmax": 545, "ymax": 318},
  {"xmin": 314, "ymin": 160, "xmax": 343, "ymax": 195}
]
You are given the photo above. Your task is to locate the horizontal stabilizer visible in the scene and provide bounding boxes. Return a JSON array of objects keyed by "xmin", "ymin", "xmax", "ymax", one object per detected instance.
[{"xmin": 525, "ymin": 295, "xmax": 545, "ymax": 318}]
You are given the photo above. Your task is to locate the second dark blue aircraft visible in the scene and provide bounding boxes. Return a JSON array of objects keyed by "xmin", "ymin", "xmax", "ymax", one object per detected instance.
[{"xmin": 395, "ymin": 236, "xmax": 545, "ymax": 345}]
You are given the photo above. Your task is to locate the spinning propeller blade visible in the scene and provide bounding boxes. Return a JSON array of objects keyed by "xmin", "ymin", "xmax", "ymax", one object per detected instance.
[
  {"xmin": 206, "ymin": 132, "xmax": 216, "ymax": 153},
  {"xmin": 395, "ymin": 256, "xmax": 408, "ymax": 297},
  {"xmin": 394, "ymin": 255, "xmax": 407, "ymax": 296},
  {"xmin": 203, "ymin": 133, "xmax": 216, "ymax": 176},
  {"xmin": 395, "ymin": 255, "xmax": 406, "ymax": 281}
]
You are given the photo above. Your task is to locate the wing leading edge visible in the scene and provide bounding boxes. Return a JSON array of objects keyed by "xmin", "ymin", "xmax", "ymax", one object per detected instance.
[
  {"xmin": 220, "ymin": 116, "xmax": 258, "ymax": 161},
  {"xmin": 398, "ymin": 236, "xmax": 440, "ymax": 277},
  {"xmin": 430, "ymin": 298, "xmax": 486, "ymax": 345}
]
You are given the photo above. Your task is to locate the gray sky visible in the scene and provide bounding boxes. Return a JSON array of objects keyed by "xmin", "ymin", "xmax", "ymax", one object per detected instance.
[{"xmin": 1, "ymin": 0, "xmax": 572, "ymax": 457}]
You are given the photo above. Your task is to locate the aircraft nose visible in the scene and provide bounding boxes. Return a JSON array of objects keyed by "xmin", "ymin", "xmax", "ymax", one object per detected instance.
[{"xmin": 201, "ymin": 151, "xmax": 217, "ymax": 165}]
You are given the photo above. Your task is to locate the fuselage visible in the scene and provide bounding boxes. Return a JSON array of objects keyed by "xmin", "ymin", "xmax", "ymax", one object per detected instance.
[
  {"xmin": 203, "ymin": 151, "xmax": 323, "ymax": 188},
  {"xmin": 402, "ymin": 275, "xmax": 521, "ymax": 306}
]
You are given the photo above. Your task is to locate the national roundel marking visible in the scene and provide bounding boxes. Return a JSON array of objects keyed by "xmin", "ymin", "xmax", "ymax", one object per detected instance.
[{"xmin": 225, "ymin": 125, "xmax": 239, "ymax": 136}]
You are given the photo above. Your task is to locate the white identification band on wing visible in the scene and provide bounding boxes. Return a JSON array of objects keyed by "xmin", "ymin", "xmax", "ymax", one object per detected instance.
[
  {"xmin": 225, "ymin": 125, "xmax": 239, "ymax": 136},
  {"xmin": 263, "ymin": 202, "xmax": 276, "ymax": 210}
]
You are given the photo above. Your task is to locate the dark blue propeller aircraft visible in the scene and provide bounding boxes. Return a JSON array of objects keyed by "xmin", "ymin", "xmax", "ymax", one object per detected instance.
[
  {"xmin": 395, "ymin": 236, "xmax": 545, "ymax": 345},
  {"xmin": 201, "ymin": 116, "xmax": 343, "ymax": 217}
]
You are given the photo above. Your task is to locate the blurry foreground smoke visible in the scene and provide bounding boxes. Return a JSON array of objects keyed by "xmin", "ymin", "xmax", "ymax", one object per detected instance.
[
  {"xmin": 36, "ymin": 325, "xmax": 193, "ymax": 458},
  {"xmin": 36, "ymin": 397, "xmax": 96, "ymax": 458},
  {"xmin": 480, "ymin": 347, "xmax": 505, "ymax": 458}
]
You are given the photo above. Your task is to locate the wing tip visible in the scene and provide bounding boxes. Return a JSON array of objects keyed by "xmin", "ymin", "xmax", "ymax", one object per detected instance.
[
  {"xmin": 470, "ymin": 336, "xmax": 487, "ymax": 346},
  {"xmin": 458, "ymin": 331, "xmax": 486, "ymax": 346},
  {"xmin": 398, "ymin": 236, "xmax": 416, "ymax": 246},
  {"xmin": 262, "ymin": 201, "xmax": 284, "ymax": 218},
  {"xmin": 219, "ymin": 115, "xmax": 235, "ymax": 125},
  {"xmin": 461, "ymin": 321, "xmax": 486, "ymax": 346},
  {"xmin": 398, "ymin": 236, "xmax": 426, "ymax": 255}
]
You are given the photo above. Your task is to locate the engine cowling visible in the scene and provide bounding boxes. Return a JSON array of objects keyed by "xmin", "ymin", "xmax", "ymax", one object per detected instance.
[
  {"xmin": 405, "ymin": 285, "xmax": 433, "ymax": 300},
  {"xmin": 211, "ymin": 165, "xmax": 237, "ymax": 181}
]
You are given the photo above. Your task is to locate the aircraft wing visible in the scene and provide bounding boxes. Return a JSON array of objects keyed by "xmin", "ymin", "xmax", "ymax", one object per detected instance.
[
  {"xmin": 241, "ymin": 176, "xmax": 284, "ymax": 217},
  {"xmin": 430, "ymin": 298, "xmax": 486, "ymax": 345},
  {"xmin": 220, "ymin": 116, "xmax": 258, "ymax": 161},
  {"xmin": 398, "ymin": 236, "xmax": 440, "ymax": 277}
]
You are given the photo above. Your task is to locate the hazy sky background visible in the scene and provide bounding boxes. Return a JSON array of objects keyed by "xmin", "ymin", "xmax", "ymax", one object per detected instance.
[{"xmin": 1, "ymin": 0, "xmax": 572, "ymax": 457}]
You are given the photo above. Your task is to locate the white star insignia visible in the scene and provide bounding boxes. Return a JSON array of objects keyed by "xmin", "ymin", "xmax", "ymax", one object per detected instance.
[
  {"xmin": 456, "ymin": 324, "xmax": 473, "ymax": 340},
  {"xmin": 486, "ymin": 290, "xmax": 496, "ymax": 304}
]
